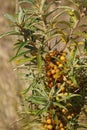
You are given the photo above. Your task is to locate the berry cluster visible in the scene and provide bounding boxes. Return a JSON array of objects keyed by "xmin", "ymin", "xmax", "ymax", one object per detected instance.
[
  {"xmin": 45, "ymin": 50, "xmax": 66, "ymax": 89},
  {"xmin": 43, "ymin": 50, "xmax": 83, "ymax": 130}
]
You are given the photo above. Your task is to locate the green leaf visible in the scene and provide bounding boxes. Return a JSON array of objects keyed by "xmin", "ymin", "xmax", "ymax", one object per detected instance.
[
  {"xmin": 18, "ymin": 6, "xmax": 25, "ymax": 25},
  {"xmin": 15, "ymin": 56, "xmax": 36, "ymax": 64},
  {"xmin": 52, "ymin": 10, "xmax": 67, "ymax": 22},
  {"xmin": 4, "ymin": 13, "xmax": 16, "ymax": 22},
  {"xmin": 46, "ymin": 6, "xmax": 73, "ymax": 17},
  {"xmin": 33, "ymin": 87, "xmax": 48, "ymax": 98},
  {"xmin": 0, "ymin": 31, "xmax": 19, "ymax": 39},
  {"xmin": 75, "ymin": 31, "xmax": 87, "ymax": 38},
  {"xmin": 53, "ymin": 102, "xmax": 67, "ymax": 110},
  {"xmin": 36, "ymin": 106, "xmax": 48, "ymax": 115},
  {"xmin": 40, "ymin": 0, "xmax": 46, "ymax": 13},
  {"xmin": 84, "ymin": 39, "xmax": 87, "ymax": 50},
  {"xmin": 10, "ymin": 50, "xmax": 30, "ymax": 61},
  {"xmin": 67, "ymin": 0, "xmax": 78, "ymax": 6},
  {"xmin": 74, "ymin": 10, "xmax": 80, "ymax": 20},
  {"xmin": 77, "ymin": 123, "xmax": 87, "ymax": 129},
  {"xmin": 59, "ymin": 93, "xmax": 81, "ymax": 102},
  {"xmin": 68, "ymin": 46, "xmax": 77, "ymax": 65},
  {"xmin": 22, "ymin": 80, "xmax": 37, "ymax": 94},
  {"xmin": 16, "ymin": 41, "xmax": 28, "ymax": 56},
  {"xmin": 28, "ymin": 95, "xmax": 48, "ymax": 105},
  {"xmin": 58, "ymin": 20, "xmax": 71, "ymax": 27},
  {"xmin": 19, "ymin": 0, "xmax": 34, "ymax": 4},
  {"xmin": 37, "ymin": 52, "xmax": 42, "ymax": 74},
  {"xmin": 70, "ymin": 75, "xmax": 78, "ymax": 88}
]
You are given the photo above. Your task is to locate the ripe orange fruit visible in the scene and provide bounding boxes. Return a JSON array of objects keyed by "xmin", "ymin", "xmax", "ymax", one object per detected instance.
[
  {"xmin": 62, "ymin": 109, "xmax": 66, "ymax": 114},
  {"xmin": 60, "ymin": 86, "xmax": 66, "ymax": 92},
  {"xmin": 71, "ymin": 113, "xmax": 74, "ymax": 117},
  {"xmin": 47, "ymin": 124, "xmax": 53, "ymax": 129},
  {"xmin": 64, "ymin": 92, "xmax": 68, "ymax": 96},
  {"xmin": 44, "ymin": 124, "xmax": 48, "ymax": 128},
  {"xmin": 49, "ymin": 52, "xmax": 54, "ymax": 57},
  {"xmin": 59, "ymin": 123, "xmax": 63, "ymax": 128},
  {"xmin": 54, "ymin": 65, "xmax": 58, "ymax": 70},
  {"xmin": 46, "ymin": 118, "xmax": 51, "ymax": 124},
  {"xmin": 67, "ymin": 115, "xmax": 72, "ymax": 119},
  {"xmin": 48, "ymin": 82, "xmax": 53, "ymax": 88},
  {"xmin": 47, "ymin": 71, "xmax": 51, "ymax": 77},
  {"xmin": 51, "ymin": 69, "xmax": 56, "ymax": 74},
  {"xmin": 56, "ymin": 61, "xmax": 60, "ymax": 66},
  {"xmin": 60, "ymin": 56, "xmax": 65, "ymax": 61},
  {"xmin": 51, "ymin": 119, "xmax": 55, "ymax": 125},
  {"xmin": 45, "ymin": 56, "xmax": 51, "ymax": 61},
  {"xmin": 60, "ymin": 128, "xmax": 65, "ymax": 130},
  {"xmin": 56, "ymin": 68, "xmax": 60, "ymax": 73},
  {"xmin": 53, "ymin": 74, "xmax": 58, "ymax": 79},
  {"xmin": 58, "ymin": 63, "xmax": 63, "ymax": 68},
  {"xmin": 49, "ymin": 62, "xmax": 54, "ymax": 68}
]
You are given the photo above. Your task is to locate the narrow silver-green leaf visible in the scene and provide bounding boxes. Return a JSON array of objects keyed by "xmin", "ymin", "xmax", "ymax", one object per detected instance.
[
  {"xmin": 37, "ymin": 52, "xmax": 42, "ymax": 74},
  {"xmin": 4, "ymin": 13, "xmax": 16, "ymax": 22},
  {"xmin": 0, "ymin": 31, "xmax": 19, "ymax": 39}
]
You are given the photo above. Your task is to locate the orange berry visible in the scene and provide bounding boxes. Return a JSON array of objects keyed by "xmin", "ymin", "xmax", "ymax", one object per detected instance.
[
  {"xmin": 45, "ymin": 56, "xmax": 51, "ymax": 61},
  {"xmin": 47, "ymin": 124, "xmax": 53, "ymax": 129},
  {"xmin": 46, "ymin": 118, "xmax": 51, "ymax": 124},
  {"xmin": 51, "ymin": 119, "xmax": 55, "ymax": 125},
  {"xmin": 47, "ymin": 71, "xmax": 51, "ymax": 77},
  {"xmin": 54, "ymin": 65, "xmax": 58, "ymax": 70},
  {"xmin": 51, "ymin": 69, "xmax": 56, "ymax": 74},
  {"xmin": 59, "ymin": 123, "xmax": 63, "ymax": 128},
  {"xmin": 54, "ymin": 50, "xmax": 59, "ymax": 55},
  {"xmin": 67, "ymin": 115, "xmax": 72, "ymax": 119},
  {"xmin": 61, "ymin": 86, "xmax": 66, "ymax": 92},
  {"xmin": 55, "ymin": 126, "xmax": 60, "ymax": 130},
  {"xmin": 60, "ymin": 56, "xmax": 66, "ymax": 61},
  {"xmin": 44, "ymin": 124, "xmax": 48, "ymax": 128},
  {"xmin": 71, "ymin": 113, "xmax": 74, "ymax": 117},
  {"xmin": 56, "ymin": 61, "xmax": 60, "ymax": 65},
  {"xmin": 58, "ymin": 63, "xmax": 63, "ymax": 68},
  {"xmin": 60, "ymin": 128, "xmax": 65, "ymax": 130},
  {"xmin": 49, "ymin": 77, "xmax": 52, "ymax": 82},
  {"xmin": 56, "ymin": 69, "xmax": 60, "ymax": 73},
  {"xmin": 62, "ymin": 109, "xmax": 66, "ymax": 114},
  {"xmin": 64, "ymin": 92, "xmax": 68, "ymax": 96},
  {"xmin": 53, "ymin": 74, "xmax": 58, "ymax": 79},
  {"xmin": 49, "ymin": 62, "xmax": 54, "ymax": 68},
  {"xmin": 49, "ymin": 52, "xmax": 54, "ymax": 57},
  {"xmin": 48, "ymin": 82, "xmax": 53, "ymax": 88}
]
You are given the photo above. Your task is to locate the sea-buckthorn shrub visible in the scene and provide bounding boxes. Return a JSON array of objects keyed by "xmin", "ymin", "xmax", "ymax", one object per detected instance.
[{"xmin": 0, "ymin": 0, "xmax": 87, "ymax": 130}]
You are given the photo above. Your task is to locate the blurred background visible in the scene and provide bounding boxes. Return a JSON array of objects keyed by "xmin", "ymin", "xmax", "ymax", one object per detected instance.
[
  {"xmin": 0, "ymin": 1, "xmax": 22, "ymax": 130},
  {"xmin": 0, "ymin": 0, "xmax": 87, "ymax": 130}
]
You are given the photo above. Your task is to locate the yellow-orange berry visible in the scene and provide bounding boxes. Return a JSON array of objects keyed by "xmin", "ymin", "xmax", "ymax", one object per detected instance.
[
  {"xmin": 62, "ymin": 109, "xmax": 66, "ymax": 114},
  {"xmin": 67, "ymin": 115, "xmax": 72, "ymax": 119},
  {"xmin": 49, "ymin": 52, "xmax": 54, "ymax": 57},
  {"xmin": 49, "ymin": 62, "xmax": 54, "ymax": 68},
  {"xmin": 51, "ymin": 69, "xmax": 56, "ymax": 75},
  {"xmin": 47, "ymin": 71, "xmax": 51, "ymax": 77},
  {"xmin": 47, "ymin": 124, "xmax": 53, "ymax": 129},
  {"xmin": 61, "ymin": 86, "xmax": 66, "ymax": 92},
  {"xmin": 46, "ymin": 118, "xmax": 51, "ymax": 124},
  {"xmin": 58, "ymin": 63, "xmax": 63, "ymax": 68},
  {"xmin": 60, "ymin": 128, "xmax": 65, "ymax": 130},
  {"xmin": 59, "ymin": 123, "xmax": 63, "ymax": 128},
  {"xmin": 56, "ymin": 61, "xmax": 60, "ymax": 65},
  {"xmin": 60, "ymin": 55, "xmax": 66, "ymax": 61}
]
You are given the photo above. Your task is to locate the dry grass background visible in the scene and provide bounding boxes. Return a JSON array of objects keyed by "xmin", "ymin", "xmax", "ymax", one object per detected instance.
[
  {"xmin": 0, "ymin": 1, "xmax": 87, "ymax": 130},
  {"xmin": 0, "ymin": 1, "xmax": 23, "ymax": 130}
]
